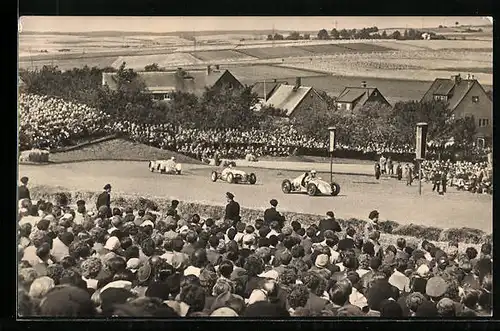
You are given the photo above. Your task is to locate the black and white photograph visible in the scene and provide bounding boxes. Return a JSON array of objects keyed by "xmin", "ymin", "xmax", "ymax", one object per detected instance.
[{"xmin": 17, "ymin": 16, "xmax": 493, "ymax": 318}]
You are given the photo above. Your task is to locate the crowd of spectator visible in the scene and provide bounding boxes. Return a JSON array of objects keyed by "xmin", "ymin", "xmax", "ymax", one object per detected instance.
[
  {"xmin": 19, "ymin": 94, "xmax": 113, "ymax": 150},
  {"xmin": 19, "ymin": 93, "xmax": 464, "ymax": 161},
  {"xmin": 421, "ymin": 160, "xmax": 492, "ymax": 194},
  {"xmin": 18, "ymin": 178, "xmax": 492, "ymax": 318}
]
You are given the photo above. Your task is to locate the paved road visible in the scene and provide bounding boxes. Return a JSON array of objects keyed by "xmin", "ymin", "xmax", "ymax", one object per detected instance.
[
  {"xmin": 19, "ymin": 161, "xmax": 493, "ymax": 233},
  {"xmin": 236, "ymin": 160, "xmax": 374, "ymax": 176}
]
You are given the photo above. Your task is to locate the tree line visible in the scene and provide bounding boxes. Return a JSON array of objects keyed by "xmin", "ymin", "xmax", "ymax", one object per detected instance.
[{"xmin": 317, "ymin": 27, "xmax": 445, "ymax": 40}]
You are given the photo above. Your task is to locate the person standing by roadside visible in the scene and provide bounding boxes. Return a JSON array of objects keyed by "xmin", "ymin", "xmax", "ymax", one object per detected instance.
[
  {"xmin": 96, "ymin": 184, "xmax": 112, "ymax": 218},
  {"xmin": 396, "ymin": 163, "xmax": 403, "ymax": 181},
  {"xmin": 374, "ymin": 163, "xmax": 381, "ymax": 180},
  {"xmin": 405, "ymin": 164, "xmax": 413, "ymax": 186},
  {"xmin": 432, "ymin": 171, "xmax": 441, "ymax": 193},
  {"xmin": 387, "ymin": 157, "xmax": 393, "ymax": 176},
  {"xmin": 224, "ymin": 192, "xmax": 240, "ymax": 227},
  {"xmin": 19, "ymin": 176, "xmax": 31, "ymax": 201},
  {"xmin": 440, "ymin": 170, "xmax": 447, "ymax": 195}
]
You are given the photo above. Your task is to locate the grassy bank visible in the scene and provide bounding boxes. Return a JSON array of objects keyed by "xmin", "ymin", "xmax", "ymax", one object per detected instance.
[{"xmin": 29, "ymin": 185, "xmax": 490, "ymax": 252}]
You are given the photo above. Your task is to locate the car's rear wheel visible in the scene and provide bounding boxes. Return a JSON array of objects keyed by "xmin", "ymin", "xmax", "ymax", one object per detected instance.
[
  {"xmin": 149, "ymin": 161, "xmax": 154, "ymax": 172},
  {"xmin": 306, "ymin": 183, "xmax": 318, "ymax": 196},
  {"xmin": 227, "ymin": 172, "xmax": 234, "ymax": 183},
  {"xmin": 331, "ymin": 182, "xmax": 341, "ymax": 196},
  {"xmin": 249, "ymin": 173, "xmax": 257, "ymax": 184},
  {"xmin": 282, "ymin": 180, "xmax": 292, "ymax": 193},
  {"xmin": 211, "ymin": 171, "xmax": 218, "ymax": 182}
]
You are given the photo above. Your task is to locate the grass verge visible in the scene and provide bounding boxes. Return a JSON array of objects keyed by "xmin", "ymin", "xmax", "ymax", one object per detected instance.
[
  {"xmin": 48, "ymin": 138, "xmax": 202, "ymax": 165},
  {"xmin": 29, "ymin": 185, "xmax": 490, "ymax": 252}
]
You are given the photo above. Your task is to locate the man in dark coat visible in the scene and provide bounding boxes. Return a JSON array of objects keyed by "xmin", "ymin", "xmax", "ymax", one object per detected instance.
[
  {"xmin": 374, "ymin": 163, "xmax": 381, "ymax": 180},
  {"xmin": 18, "ymin": 176, "xmax": 31, "ymax": 201},
  {"xmin": 432, "ymin": 171, "xmax": 441, "ymax": 193},
  {"xmin": 440, "ymin": 170, "xmax": 447, "ymax": 195},
  {"xmin": 224, "ymin": 192, "xmax": 240, "ymax": 226},
  {"xmin": 167, "ymin": 200, "xmax": 180, "ymax": 221},
  {"xmin": 318, "ymin": 211, "xmax": 341, "ymax": 233},
  {"xmin": 396, "ymin": 163, "xmax": 403, "ymax": 181},
  {"xmin": 264, "ymin": 199, "xmax": 285, "ymax": 229},
  {"xmin": 96, "ymin": 184, "xmax": 112, "ymax": 218}
]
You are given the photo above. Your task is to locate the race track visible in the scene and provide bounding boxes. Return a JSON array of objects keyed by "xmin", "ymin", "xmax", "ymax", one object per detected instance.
[{"xmin": 19, "ymin": 161, "xmax": 493, "ymax": 232}]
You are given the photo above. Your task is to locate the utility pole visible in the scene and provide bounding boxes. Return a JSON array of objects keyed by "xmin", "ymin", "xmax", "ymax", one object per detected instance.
[{"xmin": 272, "ymin": 23, "xmax": 275, "ymax": 48}]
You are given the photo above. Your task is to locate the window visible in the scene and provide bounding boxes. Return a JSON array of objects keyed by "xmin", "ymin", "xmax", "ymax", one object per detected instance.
[
  {"xmin": 434, "ymin": 95, "xmax": 448, "ymax": 102},
  {"xmin": 478, "ymin": 118, "xmax": 489, "ymax": 127},
  {"xmin": 345, "ymin": 103, "xmax": 351, "ymax": 110},
  {"xmin": 472, "ymin": 96, "xmax": 479, "ymax": 103},
  {"xmin": 477, "ymin": 138, "xmax": 485, "ymax": 148}
]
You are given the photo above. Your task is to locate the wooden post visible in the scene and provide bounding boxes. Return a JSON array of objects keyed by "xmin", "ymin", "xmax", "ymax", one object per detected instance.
[{"xmin": 328, "ymin": 127, "xmax": 336, "ymax": 183}]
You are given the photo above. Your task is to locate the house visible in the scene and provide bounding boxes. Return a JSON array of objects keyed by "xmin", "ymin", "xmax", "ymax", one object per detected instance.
[
  {"xmin": 421, "ymin": 32, "xmax": 431, "ymax": 40},
  {"xmin": 101, "ymin": 65, "xmax": 243, "ymax": 100},
  {"xmin": 335, "ymin": 82, "xmax": 391, "ymax": 111},
  {"xmin": 251, "ymin": 80, "xmax": 289, "ymax": 101},
  {"xmin": 262, "ymin": 77, "xmax": 328, "ymax": 118},
  {"xmin": 421, "ymin": 74, "xmax": 493, "ymax": 144}
]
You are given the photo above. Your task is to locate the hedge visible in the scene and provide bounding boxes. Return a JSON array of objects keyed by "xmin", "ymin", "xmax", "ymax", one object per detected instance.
[{"xmin": 28, "ymin": 185, "xmax": 490, "ymax": 246}]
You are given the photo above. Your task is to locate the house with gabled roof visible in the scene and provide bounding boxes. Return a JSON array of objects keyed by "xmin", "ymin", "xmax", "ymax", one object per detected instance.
[
  {"xmin": 335, "ymin": 82, "xmax": 391, "ymax": 111},
  {"xmin": 102, "ymin": 65, "xmax": 243, "ymax": 100},
  {"xmin": 262, "ymin": 77, "xmax": 328, "ymax": 118},
  {"xmin": 421, "ymin": 74, "xmax": 492, "ymax": 144}
]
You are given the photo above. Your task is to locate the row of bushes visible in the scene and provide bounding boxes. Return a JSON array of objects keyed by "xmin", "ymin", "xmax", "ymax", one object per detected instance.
[{"xmin": 29, "ymin": 186, "xmax": 491, "ymax": 246}]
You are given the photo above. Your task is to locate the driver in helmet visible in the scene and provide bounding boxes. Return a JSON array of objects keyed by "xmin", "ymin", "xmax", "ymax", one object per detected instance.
[
  {"xmin": 221, "ymin": 163, "xmax": 234, "ymax": 178},
  {"xmin": 165, "ymin": 156, "xmax": 177, "ymax": 173},
  {"xmin": 302, "ymin": 170, "xmax": 317, "ymax": 186}
]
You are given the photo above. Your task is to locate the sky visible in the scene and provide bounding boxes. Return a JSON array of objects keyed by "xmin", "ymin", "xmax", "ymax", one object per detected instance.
[{"xmin": 19, "ymin": 16, "xmax": 492, "ymax": 33}]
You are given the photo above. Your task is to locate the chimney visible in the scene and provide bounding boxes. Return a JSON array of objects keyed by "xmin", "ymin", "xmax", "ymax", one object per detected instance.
[
  {"xmin": 206, "ymin": 65, "xmax": 212, "ymax": 75},
  {"xmin": 361, "ymin": 81, "xmax": 367, "ymax": 88},
  {"xmin": 466, "ymin": 73, "xmax": 471, "ymax": 80},
  {"xmin": 294, "ymin": 77, "xmax": 301, "ymax": 90},
  {"xmin": 471, "ymin": 74, "xmax": 475, "ymax": 80},
  {"xmin": 454, "ymin": 73, "xmax": 461, "ymax": 84}
]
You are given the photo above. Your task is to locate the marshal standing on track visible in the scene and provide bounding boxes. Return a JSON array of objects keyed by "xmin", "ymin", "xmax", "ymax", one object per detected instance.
[{"xmin": 224, "ymin": 192, "xmax": 240, "ymax": 226}]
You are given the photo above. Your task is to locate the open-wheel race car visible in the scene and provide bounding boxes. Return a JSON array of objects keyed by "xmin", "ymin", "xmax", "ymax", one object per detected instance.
[
  {"xmin": 281, "ymin": 171, "xmax": 340, "ymax": 196},
  {"xmin": 149, "ymin": 157, "xmax": 182, "ymax": 175},
  {"xmin": 211, "ymin": 166, "xmax": 257, "ymax": 185}
]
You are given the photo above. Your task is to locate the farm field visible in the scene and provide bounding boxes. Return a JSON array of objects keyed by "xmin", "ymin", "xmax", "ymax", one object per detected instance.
[
  {"xmin": 228, "ymin": 64, "xmax": 326, "ymax": 82},
  {"xmin": 191, "ymin": 50, "xmax": 256, "ymax": 61},
  {"xmin": 338, "ymin": 42, "xmax": 394, "ymax": 52},
  {"xmin": 18, "ymin": 56, "xmax": 119, "ymax": 71},
  {"xmin": 110, "ymin": 53, "xmax": 202, "ymax": 70},
  {"xmin": 378, "ymin": 39, "xmax": 492, "ymax": 50},
  {"xmin": 237, "ymin": 46, "xmax": 315, "ymax": 59},
  {"xmin": 296, "ymin": 44, "xmax": 356, "ymax": 54}
]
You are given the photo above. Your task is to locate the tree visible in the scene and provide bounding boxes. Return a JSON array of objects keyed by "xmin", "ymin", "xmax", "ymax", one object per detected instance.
[
  {"xmin": 486, "ymin": 89, "xmax": 493, "ymax": 101},
  {"xmin": 303, "ymin": 33, "xmax": 310, "ymax": 40},
  {"xmin": 317, "ymin": 90, "xmax": 337, "ymax": 111},
  {"xmin": 288, "ymin": 31, "xmax": 301, "ymax": 40},
  {"xmin": 339, "ymin": 29, "xmax": 350, "ymax": 39},
  {"xmin": 381, "ymin": 30, "xmax": 388, "ymax": 39},
  {"xmin": 403, "ymin": 29, "xmax": 408, "ymax": 39},
  {"xmin": 455, "ymin": 21, "xmax": 460, "ymax": 26},
  {"xmin": 267, "ymin": 34, "xmax": 273, "ymax": 40},
  {"xmin": 330, "ymin": 28, "xmax": 340, "ymax": 39},
  {"xmin": 317, "ymin": 29, "xmax": 330, "ymax": 40},
  {"xmin": 451, "ymin": 116, "xmax": 476, "ymax": 148},
  {"xmin": 144, "ymin": 63, "xmax": 161, "ymax": 71},
  {"xmin": 391, "ymin": 30, "xmax": 402, "ymax": 40},
  {"xmin": 273, "ymin": 33, "xmax": 284, "ymax": 40}
]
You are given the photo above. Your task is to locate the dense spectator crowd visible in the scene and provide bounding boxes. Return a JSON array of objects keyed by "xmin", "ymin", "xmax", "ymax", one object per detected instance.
[
  {"xmin": 18, "ymin": 178, "xmax": 492, "ymax": 318},
  {"xmin": 19, "ymin": 94, "xmax": 113, "ymax": 150},
  {"xmin": 421, "ymin": 160, "xmax": 492, "ymax": 194}
]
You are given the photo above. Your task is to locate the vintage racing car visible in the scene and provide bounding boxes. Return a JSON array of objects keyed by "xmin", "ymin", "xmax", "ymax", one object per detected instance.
[
  {"xmin": 149, "ymin": 157, "xmax": 182, "ymax": 175},
  {"xmin": 211, "ymin": 166, "xmax": 257, "ymax": 184},
  {"xmin": 281, "ymin": 171, "xmax": 340, "ymax": 196}
]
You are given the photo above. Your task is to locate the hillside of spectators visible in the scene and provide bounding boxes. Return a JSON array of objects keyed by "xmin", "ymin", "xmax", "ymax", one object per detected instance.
[
  {"xmin": 19, "ymin": 93, "xmax": 489, "ymax": 163},
  {"xmin": 17, "ymin": 183, "xmax": 492, "ymax": 317}
]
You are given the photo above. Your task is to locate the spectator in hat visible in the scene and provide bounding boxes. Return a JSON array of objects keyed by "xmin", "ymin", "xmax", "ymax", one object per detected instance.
[
  {"xmin": 19, "ymin": 176, "xmax": 31, "ymax": 201},
  {"xmin": 414, "ymin": 300, "xmax": 438, "ymax": 317},
  {"xmin": 425, "ymin": 276, "xmax": 448, "ymax": 303},
  {"xmin": 364, "ymin": 210, "xmax": 380, "ymax": 240},
  {"xmin": 379, "ymin": 299, "xmax": 403, "ymax": 318},
  {"xmin": 263, "ymin": 199, "xmax": 285, "ymax": 230},
  {"xmin": 38, "ymin": 285, "xmax": 96, "ymax": 317},
  {"xmin": 224, "ymin": 192, "xmax": 240, "ymax": 226},
  {"xmin": 318, "ymin": 211, "xmax": 341, "ymax": 234},
  {"xmin": 96, "ymin": 184, "xmax": 112, "ymax": 218},
  {"xmin": 167, "ymin": 200, "xmax": 180, "ymax": 221}
]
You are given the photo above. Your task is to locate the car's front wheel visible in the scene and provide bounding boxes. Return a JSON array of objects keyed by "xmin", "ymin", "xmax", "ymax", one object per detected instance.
[
  {"xmin": 282, "ymin": 180, "xmax": 292, "ymax": 193},
  {"xmin": 249, "ymin": 173, "xmax": 257, "ymax": 184},
  {"xmin": 211, "ymin": 171, "xmax": 218, "ymax": 182},
  {"xmin": 331, "ymin": 182, "xmax": 341, "ymax": 196},
  {"xmin": 227, "ymin": 172, "xmax": 234, "ymax": 183}
]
